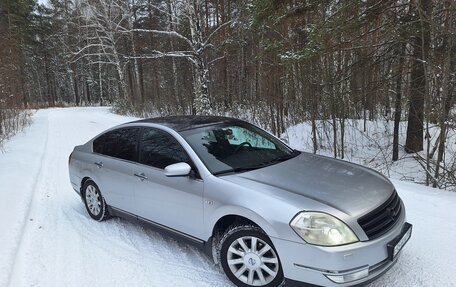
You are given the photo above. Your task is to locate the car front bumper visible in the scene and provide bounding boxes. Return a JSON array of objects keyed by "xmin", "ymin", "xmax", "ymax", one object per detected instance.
[{"xmin": 271, "ymin": 217, "xmax": 411, "ymax": 287}]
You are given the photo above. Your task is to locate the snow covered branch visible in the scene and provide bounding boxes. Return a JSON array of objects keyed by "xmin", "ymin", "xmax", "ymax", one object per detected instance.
[
  {"xmin": 202, "ymin": 20, "xmax": 234, "ymax": 49},
  {"xmin": 118, "ymin": 28, "xmax": 193, "ymax": 47}
]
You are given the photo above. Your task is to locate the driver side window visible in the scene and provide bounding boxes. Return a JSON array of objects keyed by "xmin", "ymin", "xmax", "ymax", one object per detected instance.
[{"xmin": 139, "ymin": 128, "xmax": 190, "ymax": 169}]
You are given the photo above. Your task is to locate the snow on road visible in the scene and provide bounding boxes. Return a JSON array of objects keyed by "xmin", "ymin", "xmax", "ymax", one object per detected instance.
[
  {"xmin": 0, "ymin": 107, "xmax": 455, "ymax": 287},
  {"xmin": 0, "ymin": 108, "xmax": 229, "ymax": 287}
]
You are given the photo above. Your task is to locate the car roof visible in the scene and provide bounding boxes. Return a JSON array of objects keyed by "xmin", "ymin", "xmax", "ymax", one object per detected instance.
[{"xmin": 131, "ymin": 115, "xmax": 246, "ymax": 132}]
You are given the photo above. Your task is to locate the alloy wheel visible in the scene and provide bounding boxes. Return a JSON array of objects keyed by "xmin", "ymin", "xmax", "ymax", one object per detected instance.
[
  {"xmin": 226, "ymin": 236, "xmax": 280, "ymax": 286},
  {"xmin": 85, "ymin": 185, "xmax": 101, "ymax": 216}
]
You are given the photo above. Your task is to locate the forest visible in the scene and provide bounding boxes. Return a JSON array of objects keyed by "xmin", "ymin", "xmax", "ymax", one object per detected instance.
[{"xmin": 0, "ymin": 0, "xmax": 455, "ymax": 188}]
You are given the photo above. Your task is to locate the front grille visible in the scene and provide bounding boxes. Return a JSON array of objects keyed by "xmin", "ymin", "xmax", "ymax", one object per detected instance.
[{"xmin": 358, "ymin": 191, "xmax": 402, "ymax": 240}]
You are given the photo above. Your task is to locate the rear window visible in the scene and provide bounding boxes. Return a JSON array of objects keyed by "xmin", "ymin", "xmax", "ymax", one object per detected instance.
[{"xmin": 93, "ymin": 127, "xmax": 139, "ymax": 162}]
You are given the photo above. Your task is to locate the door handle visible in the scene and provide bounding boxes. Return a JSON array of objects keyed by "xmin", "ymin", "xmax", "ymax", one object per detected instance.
[
  {"xmin": 134, "ymin": 173, "xmax": 148, "ymax": 181},
  {"xmin": 94, "ymin": 161, "xmax": 103, "ymax": 168}
]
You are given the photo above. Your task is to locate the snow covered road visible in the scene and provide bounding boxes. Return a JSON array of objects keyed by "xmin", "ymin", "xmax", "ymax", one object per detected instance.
[{"xmin": 0, "ymin": 107, "xmax": 455, "ymax": 287}]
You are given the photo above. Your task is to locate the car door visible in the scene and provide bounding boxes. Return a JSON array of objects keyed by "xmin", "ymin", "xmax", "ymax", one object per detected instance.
[
  {"xmin": 133, "ymin": 127, "xmax": 204, "ymax": 239},
  {"xmin": 91, "ymin": 127, "xmax": 139, "ymax": 212}
]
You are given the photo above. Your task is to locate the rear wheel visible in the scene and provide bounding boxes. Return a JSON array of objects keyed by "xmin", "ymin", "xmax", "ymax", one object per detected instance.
[
  {"xmin": 82, "ymin": 180, "xmax": 109, "ymax": 221},
  {"xmin": 218, "ymin": 224, "xmax": 284, "ymax": 287}
]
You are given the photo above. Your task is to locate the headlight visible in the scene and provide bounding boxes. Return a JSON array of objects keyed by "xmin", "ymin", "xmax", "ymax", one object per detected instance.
[{"xmin": 290, "ymin": 212, "xmax": 358, "ymax": 246}]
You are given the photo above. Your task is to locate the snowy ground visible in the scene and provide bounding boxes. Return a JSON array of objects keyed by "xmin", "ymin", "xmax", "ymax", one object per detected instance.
[{"xmin": 0, "ymin": 107, "xmax": 455, "ymax": 287}]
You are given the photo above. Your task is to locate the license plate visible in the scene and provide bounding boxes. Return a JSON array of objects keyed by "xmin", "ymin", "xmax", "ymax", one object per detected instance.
[{"xmin": 387, "ymin": 223, "xmax": 412, "ymax": 261}]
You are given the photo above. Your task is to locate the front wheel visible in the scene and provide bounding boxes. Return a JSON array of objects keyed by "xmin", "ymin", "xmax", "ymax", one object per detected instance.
[
  {"xmin": 82, "ymin": 180, "xmax": 109, "ymax": 221},
  {"xmin": 218, "ymin": 224, "xmax": 284, "ymax": 287}
]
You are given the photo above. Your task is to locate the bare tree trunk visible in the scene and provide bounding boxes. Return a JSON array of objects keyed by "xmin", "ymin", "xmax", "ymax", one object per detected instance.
[
  {"xmin": 98, "ymin": 60, "xmax": 103, "ymax": 105},
  {"xmin": 116, "ymin": 59, "xmax": 128, "ymax": 100},
  {"xmin": 332, "ymin": 115, "xmax": 337, "ymax": 158},
  {"xmin": 310, "ymin": 62, "xmax": 318, "ymax": 154},
  {"xmin": 339, "ymin": 118, "xmax": 345, "ymax": 159},
  {"xmin": 44, "ymin": 53, "xmax": 55, "ymax": 107},
  {"xmin": 192, "ymin": 56, "xmax": 211, "ymax": 115},
  {"xmin": 405, "ymin": 0, "xmax": 430, "ymax": 153},
  {"xmin": 433, "ymin": 4, "xmax": 454, "ymax": 187},
  {"xmin": 86, "ymin": 81, "xmax": 91, "ymax": 104},
  {"xmin": 73, "ymin": 74, "xmax": 80, "ymax": 106},
  {"xmin": 187, "ymin": 0, "xmax": 211, "ymax": 115},
  {"xmin": 167, "ymin": 0, "xmax": 181, "ymax": 111},
  {"xmin": 127, "ymin": 64, "xmax": 135, "ymax": 105},
  {"xmin": 138, "ymin": 58, "xmax": 145, "ymax": 104},
  {"xmin": 393, "ymin": 43, "xmax": 406, "ymax": 161},
  {"xmin": 130, "ymin": 10, "xmax": 143, "ymax": 104}
]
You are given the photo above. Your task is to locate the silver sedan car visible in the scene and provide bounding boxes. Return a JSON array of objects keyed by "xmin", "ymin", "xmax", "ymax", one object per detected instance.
[{"xmin": 68, "ymin": 116, "xmax": 412, "ymax": 287}]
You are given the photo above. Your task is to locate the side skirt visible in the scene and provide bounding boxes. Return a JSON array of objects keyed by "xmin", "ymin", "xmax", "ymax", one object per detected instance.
[{"xmin": 107, "ymin": 206, "xmax": 213, "ymax": 258}]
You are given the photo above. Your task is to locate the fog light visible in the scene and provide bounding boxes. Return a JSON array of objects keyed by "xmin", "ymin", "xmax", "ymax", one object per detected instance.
[{"xmin": 325, "ymin": 267, "xmax": 369, "ymax": 283}]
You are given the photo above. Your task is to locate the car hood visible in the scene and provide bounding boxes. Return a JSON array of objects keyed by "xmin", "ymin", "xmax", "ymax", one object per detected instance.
[{"xmin": 221, "ymin": 152, "xmax": 394, "ymax": 217}]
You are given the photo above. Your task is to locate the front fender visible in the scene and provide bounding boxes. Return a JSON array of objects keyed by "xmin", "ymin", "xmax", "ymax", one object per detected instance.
[{"xmin": 205, "ymin": 205, "xmax": 278, "ymax": 240}]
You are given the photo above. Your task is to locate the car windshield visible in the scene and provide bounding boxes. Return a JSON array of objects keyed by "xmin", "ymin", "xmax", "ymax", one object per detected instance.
[{"xmin": 180, "ymin": 122, "xmax": 299, "ymax": 175}]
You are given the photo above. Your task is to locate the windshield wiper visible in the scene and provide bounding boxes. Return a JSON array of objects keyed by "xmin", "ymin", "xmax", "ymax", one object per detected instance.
[
  {"xmin": 269, "ymin": 150, "xmax": 301, "ymax": 163},
  {"xmin": 258, "ymin": 150, "xmax": 301, "ymax": 166},
  {"xmin": 213, "ymin": 151, "xmax": 301, "ymax": 176},
  {"xmin": 213, "ymin": 164, "xmax": 269, "ymax": 176}
]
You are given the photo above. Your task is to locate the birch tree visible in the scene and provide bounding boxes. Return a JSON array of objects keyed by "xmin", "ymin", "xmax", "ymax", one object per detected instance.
[
  {"xmin": 71, "ymin": 0, "xmax": 130, "ymax": 100},
  {"xmin": 117, "ymin": 0, "xmax": 232, "ymax": 115}
]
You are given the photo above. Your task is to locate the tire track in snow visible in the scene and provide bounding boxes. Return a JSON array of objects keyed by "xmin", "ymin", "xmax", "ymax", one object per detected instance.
[
  {"xmin": 5, "ymin": 111, "xmax": 51, "ymax": 287},
  {"xmin": 6, "ymin": 108, "xmax": 232, "ymax": 287},
  {"xmin": 61, "ymin": 213, "xmax": 226, "ymax": 282}
]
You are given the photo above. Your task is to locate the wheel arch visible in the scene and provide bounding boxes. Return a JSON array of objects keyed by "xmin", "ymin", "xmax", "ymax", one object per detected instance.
[
  {"xmin": 80, "ymin": 176, "xmax": 92, "ymax": 196},
  {"xmin": 212, "ymin": 214, "xmax": 258, "ymax": 237},
  {"xmin": 208, "ymin": 207, "xmax": 279, "ymax": 241},
  {"xmin": 213, "ymin": 214, "xmax": 285, "ymax": 287}
]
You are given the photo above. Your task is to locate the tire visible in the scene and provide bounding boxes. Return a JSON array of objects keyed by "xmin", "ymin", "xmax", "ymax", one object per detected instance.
[
  {"xmin": 82, "ymin": 180, "xmax": 109, "ymax": 221},
  {"xmin": 218, "ymin": 224, "xmax": 284, "ymax": 287}
]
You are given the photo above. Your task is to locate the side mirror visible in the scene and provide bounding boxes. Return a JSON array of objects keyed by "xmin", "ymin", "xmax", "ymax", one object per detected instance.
[{"xmin": 164, "ymin": 162, "xmax": 192, "ymax": 177}]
